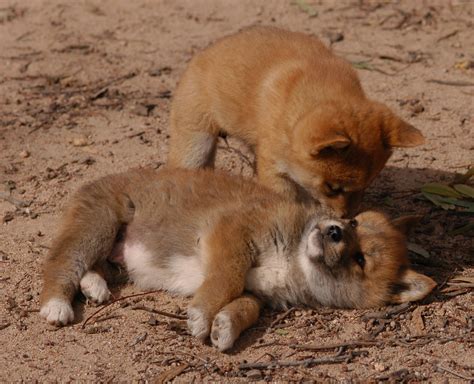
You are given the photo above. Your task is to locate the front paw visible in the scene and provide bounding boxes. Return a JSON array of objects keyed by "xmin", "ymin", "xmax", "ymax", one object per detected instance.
[
  {"xmin": 210, "ymin": 311, "xmax": 239, "ymax": 351},
  {"xmin": 187, "ymin": 306, "xmax": 211, "ymax": 341},
  {"xmin": 40, "ymin": 298, "xmax": 74, "ymax": 326}
]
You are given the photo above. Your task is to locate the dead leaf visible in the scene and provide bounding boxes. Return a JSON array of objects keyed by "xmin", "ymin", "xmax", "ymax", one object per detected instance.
[
  {"xmin": 408, "ymin": 243, "xmax": 430, "ymax": 258},
  {"xmin": 409, "ymin": 307, "xmax": 425, "ymax": 336}
]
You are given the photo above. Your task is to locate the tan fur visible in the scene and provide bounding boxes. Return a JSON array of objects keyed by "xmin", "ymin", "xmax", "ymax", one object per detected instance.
[
  {"xmin": 40, "ymin": 168, "xmax": 435, "ymax": 351},
  {"xmin": 168, "ymin": 26, "xmax": 424, "ymax": 216}
]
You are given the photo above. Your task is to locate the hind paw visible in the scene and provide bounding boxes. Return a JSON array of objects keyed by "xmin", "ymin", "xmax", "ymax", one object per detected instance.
[
  {"xmin": 80, "ymin": 271, "xmax": 110, "ymax": 304},
  {"xmin": 40, "ymin": 298, "xmax": 74, "ymax": 326},
  {"xmin": 210, "ymin": 311, "xmax": 238, "ymax": 351}
]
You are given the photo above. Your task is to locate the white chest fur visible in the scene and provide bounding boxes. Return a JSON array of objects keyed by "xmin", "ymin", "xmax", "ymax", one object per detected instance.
[{"xmin": 123, "ymin": 242, "xmax": 205, "ymax": 296}]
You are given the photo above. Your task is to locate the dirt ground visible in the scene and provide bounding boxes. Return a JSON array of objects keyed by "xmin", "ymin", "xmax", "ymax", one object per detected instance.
[{"xmin": 0, "ymin": 0, "xmax": 473, "ymax": 382}]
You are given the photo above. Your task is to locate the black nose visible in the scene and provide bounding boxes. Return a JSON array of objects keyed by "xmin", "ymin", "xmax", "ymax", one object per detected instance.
[{"xmin": 327, "ymin": 225, "xmax": 343, "ymax": 242}]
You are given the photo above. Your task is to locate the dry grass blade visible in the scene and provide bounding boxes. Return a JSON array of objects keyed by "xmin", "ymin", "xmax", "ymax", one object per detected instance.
[
  {"xmin": 290, "ymin": 339, "xmax": 379, "ymax": 351},
  {"xmin": 239, "ymin": 351, "xmax": 366, "ymax": 370}
]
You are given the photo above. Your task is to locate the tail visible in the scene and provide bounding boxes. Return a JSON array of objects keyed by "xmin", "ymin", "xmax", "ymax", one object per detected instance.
[{"xmin": 40, "ymin": 173, "xmax": 135, "ymax": 324}]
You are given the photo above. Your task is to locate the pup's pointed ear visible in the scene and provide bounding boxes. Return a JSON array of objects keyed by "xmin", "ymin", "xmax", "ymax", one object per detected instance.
[
  {"xmin": 392, "ymin": 269, "xmax": 436, "ymax": 303},
  {"xmin": 383, "ymin": 114, "xmax": 425, "ymax": 148},
  {"xmin": 310, "ymin": 134, "xmax": 351, "ymax": 156},
  {"xmin": 392, "ymin": 215, "xmax": 423, "ymax": 236}
]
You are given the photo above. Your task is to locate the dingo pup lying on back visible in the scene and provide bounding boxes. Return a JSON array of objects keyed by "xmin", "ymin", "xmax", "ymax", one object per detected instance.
[{"xmin": 40, "ymin": 168, "xmax": 435, "ymax": 351}]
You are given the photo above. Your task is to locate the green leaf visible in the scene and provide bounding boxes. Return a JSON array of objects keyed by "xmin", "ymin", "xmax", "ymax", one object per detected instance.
[
  {"xmin": 421, "ymin": 183, "xmax": 462, "ymax": 198},
  {"xmin": 440, "ymin": 197, "xmax": 474, "ymax": 212},
  {"xmin": 352, "ymin": 61, "xmax": 373, "ymax": 70},
  {"xmin": 422, "ymin": 191, "xmax": 456, "ymax": 210},
  {"xmin": 448, "ymin": 222, "xmax": 474, "ymax": 236},
  {"xmin": 275, "ymin": 329, "xmax": 289, "ymax": 336},
  {"xmin": 407, "ymin": 242, "xmax": 431, "ymax": 258},
  {"xmin": 453, "ymin": 184, "xmax": 474, "ymax": 199},
  {"xmin": 453, "ymin": 167, "xmax": 474, "ymax": 184},
  {"xmin": 293, "ymin": 0, "xmax": 318, "ymax": 17}
]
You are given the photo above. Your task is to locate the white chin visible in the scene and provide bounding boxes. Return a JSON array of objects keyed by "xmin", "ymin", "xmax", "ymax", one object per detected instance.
[{"xmin": 306, "ymin": 227, "xmax": 324, "ymax": 260}]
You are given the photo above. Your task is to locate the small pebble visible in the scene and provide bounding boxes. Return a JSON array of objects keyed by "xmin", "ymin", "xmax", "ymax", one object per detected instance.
[
  {"xmin": 246, "ymin": 369, "xmax": 262, "ymax": 380},
  {"xmin": 19, "ymin": 150, "xmax": 30, "ymax": 158},
  {"xmin": 72, "ymin": 137, "xmax": 88, "ymax": 147}
]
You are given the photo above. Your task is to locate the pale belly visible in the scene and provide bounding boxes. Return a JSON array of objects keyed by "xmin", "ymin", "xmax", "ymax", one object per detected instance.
[{"xmin": 122, "ymin": 241, "xmax": 205, "ymax": 296}]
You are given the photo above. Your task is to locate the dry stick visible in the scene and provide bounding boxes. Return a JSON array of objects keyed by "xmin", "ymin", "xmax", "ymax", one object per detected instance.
[
  {"xmin": 269, "ymin": 307, "xmax": 296, "ymax": 329},
  {"xmin": 436, "ymin": 29, "xmax": 459, "ymax": 42},
  {"xmin": 437, "ymin": 365, "xmax": 474, "ymax": 381},
  {"xmin": 82, "ymin": 290, "xmax": 162, "ymax": 328},
  {"xmin": 362, "ymin": 302, "xmax": 412, "ymax": 320},
  {"xmin": 426, "ymin": 79, "xmax": 474, "ymax": 87},
  {"xmin": 314, "ymin": 315, "xmax": 331, "ymax": 332},
  {"xmin": 291, "ymin": 339, "xmax": 379, "ymax": 351},
  {"xmin": 239, "ymin": 351, "xmax": 365, "ymax": 370},
  {"xmin": 131, "ymin": 304, "xmax": 187, "ymax": 320}
]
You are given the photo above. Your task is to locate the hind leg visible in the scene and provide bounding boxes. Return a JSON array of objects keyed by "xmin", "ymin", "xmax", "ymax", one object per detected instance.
[
  {"xmin": 167, "ymin": 75, "xmax": 218, "ymax": 168},
  {"xmin": 210, "ymin": 294, "xmax": 261, "ymax": 351},
  {"xmin": 80, "ymin": 263, "xmax": 111, "ymax": 305},
  {"xmin": 187, "ymin": 221, "xmax": 253, "ymax": 341},
  {"xmin": 168, "ymin": 130, "xmax": 217, "ymax": 168}
]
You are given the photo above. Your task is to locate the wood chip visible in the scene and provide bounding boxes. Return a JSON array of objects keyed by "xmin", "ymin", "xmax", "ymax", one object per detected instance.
[{"xmin": 155, "ymin": 363, "xmax": 189, "ymax": 384}]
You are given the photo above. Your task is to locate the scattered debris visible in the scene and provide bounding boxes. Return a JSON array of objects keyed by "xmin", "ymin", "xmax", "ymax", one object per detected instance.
[
  {"xmin": 426, "ymin": 79, "xmax": 474, "ymax": 87},
  {"xmin": 292, "ymin": 0, "xmax": 318, "ymax": 17},
  {"xmin": 155, "ymin": 363, "xmax": 189, "ymax": 384}
]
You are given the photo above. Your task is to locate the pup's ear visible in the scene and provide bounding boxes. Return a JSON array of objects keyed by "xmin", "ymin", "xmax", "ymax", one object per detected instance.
[
  {"xmin": 392, "ymin": 215, "xmax": 423, "ymax": 236},
  {"xmin": 310, "ymin": 133, "xmax": 351, "ymax": 156},
  {"xmin": 382, "ymin": 113, "xmax": 425, "ymax": 148},
  {"xmin": 392, "ymin": 269, "xmax": 437, "ymax": 303}
]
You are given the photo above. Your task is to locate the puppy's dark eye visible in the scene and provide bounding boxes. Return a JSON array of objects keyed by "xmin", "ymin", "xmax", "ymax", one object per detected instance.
[
  {"xmin": 349, "ymin": 219, "xmax": 358, "ymax": 228},
  {"xmin": 326, "ymin": 182, "xmax": 344, "ymax": 196},
  {"xmin": 354, "ymin": 252, "xmax": 365, "ymax": 268}
]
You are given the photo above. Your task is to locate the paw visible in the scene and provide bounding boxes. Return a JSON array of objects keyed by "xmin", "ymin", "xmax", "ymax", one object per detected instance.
[
  {"xmin": 80, "ymin": 271, "xmax": 110, "ymax": 304},
  {"xmin": 187, "ymin": 306, "xmax": 210, "ymax": 341},
  {"xmin": 40, "ymin": 298, "xmax": 74, "ymax": 326},
  {"xmin": 210, "ymin": 311, "xmax": 238, "ymax": 351}
]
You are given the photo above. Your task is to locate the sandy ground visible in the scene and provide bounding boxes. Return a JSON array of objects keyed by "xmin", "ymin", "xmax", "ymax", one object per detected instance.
[{"xmin": 0, "ymin": 0, "xmax": 473, "ymax": 382}]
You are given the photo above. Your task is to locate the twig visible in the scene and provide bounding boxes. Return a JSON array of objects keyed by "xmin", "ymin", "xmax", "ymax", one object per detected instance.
[
  {"xmin": 362, "ymin": 302, "xmax": 412, "ymax": 320},
  {"xmin": 217, "ymin": 142, "xmax": 255, "ymax": 172},
  {"xmin": 269, "ymin": 307, "xmax": 296, "ymax": 329},
  {"xmin": 437, "ymin": 365, "xmax": 474, "ymax": 381},
  {"xmin": 81, "ymin": 290, "xmax": 162, "ymax": 328},
  {"xmin": 436, "ymin": 30, "xmax": 459, "ymax": 42},
  {"xmin": 427, "ymin": 79, "xmax": 474, "ymax": 87},
  {"xmin": 239, "ymin": 351, "xmax": 365, "ymax": 370},
  {"xmin": 314, "ymin": 315, "xmax": 331, "ymax": 331},
  {"xmin": 127, "ymin": 131, "xmax": 146, "ymax": 139},
  {"xmin": 252, "ymin": 341, "xmax": 284, "ymax": 349},
  {"xmin": 290, "ymin": 339, "xmax": 379, "ymax": 351},
  {"xmin": 131, "ymin": 304, "xmax": 187, "ymax": 320},
  {"xmin": 0, "ymin": 322, "xmax": 11, "ymax": 330},
  {"xmin": 375, "ymin": 368, "xmax": 410, "ymax": 381}
]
